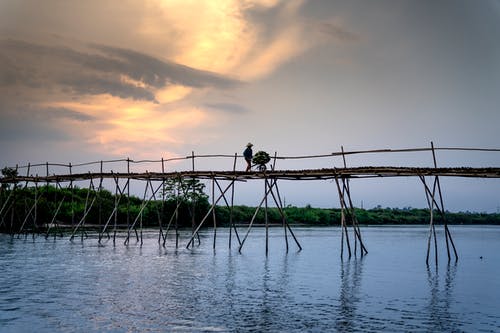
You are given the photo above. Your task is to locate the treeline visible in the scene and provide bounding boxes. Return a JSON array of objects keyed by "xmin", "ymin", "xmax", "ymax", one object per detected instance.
[
  {"xmin": 1, "ymin": 184, "xmax": 499, "ymax": 233},
  {"xmin": 215, "ymin": 205, "xmax": 500, "ymax": 226}
]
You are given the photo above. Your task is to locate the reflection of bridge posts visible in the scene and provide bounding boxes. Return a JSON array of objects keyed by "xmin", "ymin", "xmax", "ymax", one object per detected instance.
[
  {"xmin": 425, "ymin": 263, "xmax": 457, "ymax": 331},
  {"xmin": 336, "ymin": 258, "xmax": 364, "ymax": 331}
]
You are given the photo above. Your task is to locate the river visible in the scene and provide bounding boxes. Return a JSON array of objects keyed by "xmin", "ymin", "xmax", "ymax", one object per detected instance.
[{"xmin": 1, "ymin": 225, "xmax": 499, "ymax": 332}]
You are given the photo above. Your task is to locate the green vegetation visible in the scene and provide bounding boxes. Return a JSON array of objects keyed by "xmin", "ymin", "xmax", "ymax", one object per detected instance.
[
  {"xmin": 252, "ymin": 151, "xmax": 271, "ymax": 166},
  {"xmin": 0, "ymin": 178, "xmax": 210, "ymax": 233},
  {"xmin": 1, "ymin": 182, "xmax": 499, "ymax": 233}
]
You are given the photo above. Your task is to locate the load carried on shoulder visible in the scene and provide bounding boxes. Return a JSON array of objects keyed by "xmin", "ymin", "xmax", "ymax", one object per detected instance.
[{"xmin": 252, "ymin": 151, "xmax": 270, "ymax": 171}]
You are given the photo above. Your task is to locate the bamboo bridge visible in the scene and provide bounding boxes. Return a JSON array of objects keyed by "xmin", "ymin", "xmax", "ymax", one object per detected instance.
[{"xmin": 1, "ymin": 143, "xmax": 499, "ymax": 264}]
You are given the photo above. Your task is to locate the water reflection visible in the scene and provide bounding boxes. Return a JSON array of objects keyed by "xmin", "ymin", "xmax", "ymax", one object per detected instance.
[
  {"xmin": 2, "ymin": 227, "xmax": 500, "ymax": 332},
  {"xmin": 336, "ymin": 258, "xmax": 364, "ymax": 332},
  {"xmin": 426, "ymin": 263, "xmax": 459, "ymax": 332}
]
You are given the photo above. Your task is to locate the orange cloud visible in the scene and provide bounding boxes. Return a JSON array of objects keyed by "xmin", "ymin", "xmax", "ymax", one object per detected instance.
[
  {"xmin": 46, "ymin": 94, "xmax": 209, "ymax": 158},
  {"xmin": 138, "ymin": 0, "xmax": 310, "ymax": 80}
]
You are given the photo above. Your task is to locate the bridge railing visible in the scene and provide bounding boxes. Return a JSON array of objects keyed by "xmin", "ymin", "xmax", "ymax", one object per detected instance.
[{"xmin": 2, "ymin": 145, "xmax": 500, "ymax": 179}]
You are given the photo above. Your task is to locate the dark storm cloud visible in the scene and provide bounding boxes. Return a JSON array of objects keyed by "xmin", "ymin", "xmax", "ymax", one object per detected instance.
[
  {"xmin": 0, "ymin": 39, "xmax": 240, "ymax": 103},
  {"xmin": 204, "ymin": 103, "xmax": 250, "ymax": 114}
]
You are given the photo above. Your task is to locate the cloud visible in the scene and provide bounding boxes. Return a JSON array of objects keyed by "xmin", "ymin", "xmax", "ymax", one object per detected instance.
[
  {"xmin": 0, "ymin": 39, "xmax": 240, "ymax": 104},
  {"xmin": 319, "ymin": 22, "xmax": 359, "ymax": 42},
  {"xmin": 92, "ymin": 44, "xmax": 239, "ymax": 89},
  {"xmin": 204, "ymin": 103, "xmax": 250, "ymax": 114},
  {"xmin": 0, "ymin": 0, "xmax": 344, "ymax": 161},
  {"xmin": 0, "ymin": 108, "xmax": 70, "ymax": 142},
  {"xmin": 40, "ymin": 107, "xmax": 95, "ymax": 122}
]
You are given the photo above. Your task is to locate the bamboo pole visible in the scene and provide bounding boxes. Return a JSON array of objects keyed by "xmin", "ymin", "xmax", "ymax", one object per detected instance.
[
  {"xmin": 22, "ymin": 164, "xmax": 30, "ymax": 236},
  {"xmin": 44, "ymin": 180, "xmax": 65, "ymax": 239},
  {"xmin": 18, "ymin": 200, "xmax": 37, "ymax": 236},
  {"xmin": 69, "ymin": 196, "xmax": 96, "ymax": 241},
  {"xmin": 342, "ymin": 179, "xmax": 368, "ymax": 255},
  {"xmin": 34, "ymin": 180, "xmax": 38, "ymax": 234},
  {"xmin": 175, "ymin": 177, "xmax": 180, "ymax": 248},
  {"xmin": 238, "ymin": 180, "xmax": 279, "ymax": 253},
  {"xmin": 229, "ymin": 153, "xmax": 238, "ymax": 249},
  {"xmin": 190, "ymin": 151, "xmax": 198, "ymax": 247},
  {"xmin": 340, "ymin": 147, "xmax": 356, "ymax": 256},
  {"xmin": 69, "ymin": 176, "xmax": 95, "ymax": 241},
  {"xmin": 159, "ymin": 158, "xmax": 165, "ymax": 244},
  {"xmin": 146, "ymin": 178, "xmax": 163, "ymax": 246},
  {"xmin": 126, "ymin": 158, "xmax": 131, "ymax": 239},
  {"xmin": 264, "ymin": 175, "xmax": 269, "ymax": 255},
  {"xmin": 420, "ymin": 175, "xmax": 438, "ymax": 265},
  {"xmin": 212, "ymin": 176, "xmax": 217, "ymax": 249},
  {"xmin": 186, "ymin": 180, "xmax": 235, "ymax": 248},
  {"xmin": 266, "ymin": 178, "xmax": 301, "ymax": 251},
  {"xmin": 69, "ymin": 163, "xmax": 74, "ymax": 228},
  {"xmin": 163, "ymin": 176, "xmax": 189, "ymax": 247},
  {"xmin": 341, "ymin": 146, "xmax": 367, "ymax": 256},
  {"xmin": 333, "ymin": 174, "xmax": 352, "ymax": 258},
  {"xmin": 213, "ymin": 178, "xmax": 241, "ymax": 247},
  {"xmin": 124, "ymin": 179, "xmax": 162, "ymax": 245},
  {"xmin": 98, "ymin": 161, "xmax": 104, "ymax": 230},
  {"xmin": 99, "ymin": 174, "xmax": 126, "ymax": 243},
  {"xmin": 431, "ymin": 142, "xmax": 458, "ymax": 262}
]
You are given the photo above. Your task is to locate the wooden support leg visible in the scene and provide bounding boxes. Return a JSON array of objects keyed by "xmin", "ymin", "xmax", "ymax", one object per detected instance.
[{"xmin": 334, "ymin": 175, "xmax": 351, "ymax": 258}]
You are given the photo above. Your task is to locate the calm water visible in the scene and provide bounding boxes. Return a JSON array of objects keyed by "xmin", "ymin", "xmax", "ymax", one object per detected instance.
[{"xmin": 1, "ymin": 225, "xmax": 499, "ymax": 332}]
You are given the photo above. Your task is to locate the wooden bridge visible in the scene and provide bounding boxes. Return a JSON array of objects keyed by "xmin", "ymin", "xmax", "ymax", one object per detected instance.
[{"xmin": 1, "ymin": 143, "xmax": 499, "ymax": 264}]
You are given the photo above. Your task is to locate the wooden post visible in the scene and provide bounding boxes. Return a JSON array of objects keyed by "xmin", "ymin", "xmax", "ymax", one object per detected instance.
[
  {"xmin": 431, "ymin": 142, "xmax": 458, "ymax": 262},
  {"xmin": 23, "ymin": 163, "xmax": 30, "ymax": 236},
  {"xmin": 34, "ymin": 179, "xmax": 38, "ymax": 233},
  {"xmin": 238, "ymin": 180, "xmax": 278, "ymax": 253},
  {"xmin": 271, "ymin": 152, "xmax": 289, "ymax": 251},
  {"xmin": 124, "ymin": 180, "xmax": 162, "ymax": 245},
  {"xmin": 175, "ymin": 178, "xmax": 180, "ymax": 248},
  {"xmin": 212, "ymin": 175, "xmax": 217, "ymax": 249},
  {"xmin": 186, "ymin": 180, "xmax": 234, "ymax": 248},
  {"xmin": 70, "ymin": 176, "xmax": 96, "ymax": 241},
  {"xmin": 98, "ymin": 161, "xmax": 103, "ymax": 229},
  {"xmin": 266, "ymin": 178, "xmax": 301, "ymax": 251},
  {"xmin": 214, "ymin": 177, "xmax": 241, "ymax": 247},
  {"xmin": 340, "ymin": 146, "xmax": 367, "ymax": 256},
  {"xmin": 159, "ymin": 158, "xmax": 165, "ymax": 244},
  {"xmin": 420, "ymin": 175, "xmax": 438, "ymax": 265},
  {"xmin": 264, "ymin": 175, "xmax": 269, "ymax": 255},
  {"xmin": 342, "ymin": 179, "xmax": 368, "ymax": 255},
  {"xmin": 190, "ymin": 151, "xmax": 197, "ymax": 247},
  {"xmin": 69, "ymin": 163, "xmax": 74, "ymax": 227},
  {"xmin": 333, "ymin": 174, "xmax": 351, "ymax": 258},
  {"xmin": 229, "ymin": 153, "xmax": 237, "ymax": 249}
]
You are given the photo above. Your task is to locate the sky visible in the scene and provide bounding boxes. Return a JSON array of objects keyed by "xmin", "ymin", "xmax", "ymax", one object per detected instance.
[{"xmin": 1, "ymin": 0, "xmax": 499, "ymax": 212}]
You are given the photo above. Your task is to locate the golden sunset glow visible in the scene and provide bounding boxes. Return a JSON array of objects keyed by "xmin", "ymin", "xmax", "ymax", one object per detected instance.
[
  {"xmin": 46, "ymin": 93, "xmax": 208, "ymax": 158},
  {"xmin": 2, "ymin": 0, "xmax": 499, "ymax": 211},
  {"xmin": 155, "ymin": 85, "xmax": 192, "ymax": 104},
  {"xmin": 136, "ymin": 0, "xmax": 309, "ymax": 80}
]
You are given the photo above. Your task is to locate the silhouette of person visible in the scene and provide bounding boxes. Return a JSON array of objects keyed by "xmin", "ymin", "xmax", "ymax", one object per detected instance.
[{"xmin": 243, "ymin": 142, "xmax": 253, "ymax": 172}]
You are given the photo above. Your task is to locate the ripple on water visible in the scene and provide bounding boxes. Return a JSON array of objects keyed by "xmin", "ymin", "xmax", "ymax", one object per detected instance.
[{"xmin": 1, "ymin": 227, "xmax": 500, "ymax": 332}]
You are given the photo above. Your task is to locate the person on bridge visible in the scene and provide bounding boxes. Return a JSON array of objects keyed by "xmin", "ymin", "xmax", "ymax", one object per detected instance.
[{"xmin": 244, "ymin": 142, "xmax": 253, "ymax": 172}]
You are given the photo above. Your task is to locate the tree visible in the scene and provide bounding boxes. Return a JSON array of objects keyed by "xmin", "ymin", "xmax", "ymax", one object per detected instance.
[
  {"xmin": 1, "ymin": 167, "xmax": 18, "ymax": 190},
  {"xmin": 162, "ymin": 177, "xmax": 208, "ymax": 204}
]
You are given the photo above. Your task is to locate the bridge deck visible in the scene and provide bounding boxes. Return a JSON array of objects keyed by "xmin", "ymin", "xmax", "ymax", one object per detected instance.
[{"xmin": 2, "ymin": 166, "xmax": 500, "ymax": 183}]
